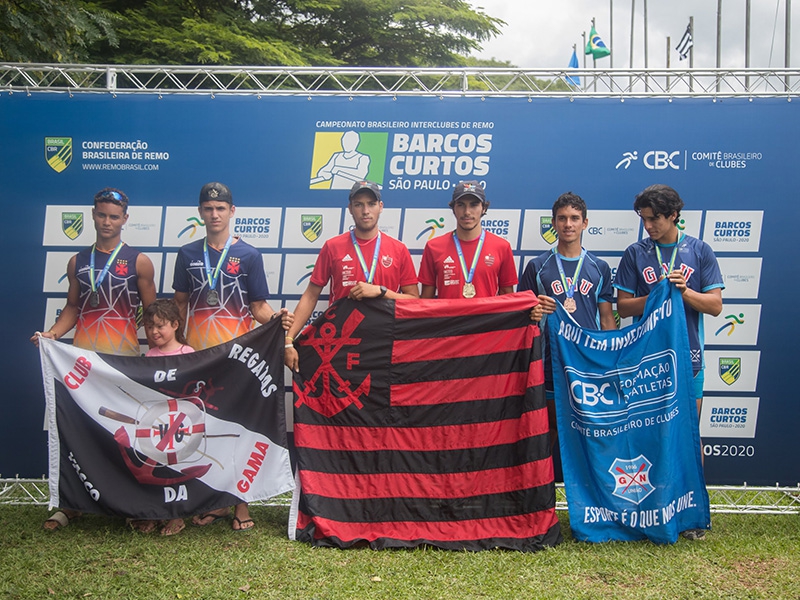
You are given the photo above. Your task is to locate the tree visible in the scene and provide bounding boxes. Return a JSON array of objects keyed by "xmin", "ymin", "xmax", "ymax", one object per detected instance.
[
  {"xmin": 0, "ymin": 0, "xmax": 117, "ymax": 62},
  {"xmin": 23, "ymin": 0, "xmax": 504, "ymax": 67}
]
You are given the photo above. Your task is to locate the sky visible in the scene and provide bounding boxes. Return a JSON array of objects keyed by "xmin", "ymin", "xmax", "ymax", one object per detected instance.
[{"xmin": 471, "ymin": 0, "xmax": 798, "ymax": 70}]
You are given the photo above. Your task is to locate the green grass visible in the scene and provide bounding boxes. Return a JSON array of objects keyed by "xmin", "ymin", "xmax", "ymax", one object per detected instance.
[{"xmin": 2, "ymin": 505, "xmax": 798, "ymax": 600}]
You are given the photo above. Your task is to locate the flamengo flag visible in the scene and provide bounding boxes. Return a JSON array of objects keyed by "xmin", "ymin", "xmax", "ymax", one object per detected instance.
[
  {"xmin": 676, "ymin": 22, "xmax": 693, "ymax": 60},
  {"xmin": 585, "ymin": 25, "xmax": 611, "ymax": 59},
  {"xmin": 549, "ymin": 279, "xmax": 710, "ymax": 544},
  {"xmin": 288, "ymin": 293, "xmax": 562, "ymax": 551},
  {"xmin": 38, "ymin": 321, "xmax": 293, "ymax": 519}
]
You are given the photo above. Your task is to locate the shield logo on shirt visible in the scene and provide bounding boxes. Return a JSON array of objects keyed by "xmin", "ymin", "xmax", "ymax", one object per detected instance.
[
  {"xmin": 719, "ymin": 357, "xmax": 741, "ymax": 385},
  {"xmin": 301, "ymin": 215, "xmax": 323, "ymax": 243},
  {"xmin": 45, "ymin": 137, "xmax": 73, "ymax": 173},
  {"xmin": 540, "ymin": 217, "xmax": 558, "ymax": 245},
  {"xmin": 62, "ymin": 212, "xmax": 84, "ymax": 240},
  {"xmin": 381, "ymin": 255, "xmax": 393, "ymax": 268}
]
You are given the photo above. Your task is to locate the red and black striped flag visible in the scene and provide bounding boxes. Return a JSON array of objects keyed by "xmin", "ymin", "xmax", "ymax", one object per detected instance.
[{"xmin": 289, "ymin": 292, "xmax": 561, "ymax": 551}]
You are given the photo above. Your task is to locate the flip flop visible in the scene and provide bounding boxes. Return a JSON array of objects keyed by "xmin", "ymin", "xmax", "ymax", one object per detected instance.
[
  {"xmin": 232, "ymin": 516, "xmax": 255, "ymax": 532},
  {"xmin": 192, "ymin": 511, "xmax": 228, "ymax": 526},
  {"xmin": 161, "ymin": 519, "xmax": 186, "ymax": 537},
  {"xmin": 126, "ymin": 519, "xmax": 160, "ymax": 533},
  {"xmin": 43, "ymin": 510, "xmax": 78, "ymax": 531}
]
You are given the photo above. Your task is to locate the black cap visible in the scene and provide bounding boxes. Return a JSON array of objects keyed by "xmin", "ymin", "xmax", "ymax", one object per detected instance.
[
  {"xmin": 451, "ymin": 180, "xmax": 486, "ymax": 204},
  {"xmin": 199, "ymin": 182, "xmax": 233, "ymax": 205},
  {"xmin": 349, "ymin": 180, "xmax": 381, "ymax": 203}
]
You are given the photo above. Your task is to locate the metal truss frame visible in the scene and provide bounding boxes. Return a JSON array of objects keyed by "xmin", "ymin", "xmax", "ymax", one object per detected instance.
[
  {"xmin": 3, "ymin": 478, "xmax": 798, "ymax": 514},
  {"xmin": 1, "ymin": 63, "xmax": 800, "ymax": 98}
]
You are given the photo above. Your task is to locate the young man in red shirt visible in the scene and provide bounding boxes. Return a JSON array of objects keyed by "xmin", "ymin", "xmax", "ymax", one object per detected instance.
[
  {"xmin": 285, "ymin": 180, "xmax": 418, "ymax": 371},
  {"xmin": 419, "ymin": 181, "xmax": 518, "ymax": 299}
]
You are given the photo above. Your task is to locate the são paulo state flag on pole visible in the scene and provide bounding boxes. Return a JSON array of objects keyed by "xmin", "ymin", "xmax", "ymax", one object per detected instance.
[{"xmin": 38, "ymin": 320, "xmax": 293, "ymax": 520}]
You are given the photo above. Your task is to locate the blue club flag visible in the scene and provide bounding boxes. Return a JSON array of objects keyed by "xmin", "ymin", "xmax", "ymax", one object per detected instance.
[{"xmin": 566, "ymin": 49, "xmax": 581, "ymax": 87}]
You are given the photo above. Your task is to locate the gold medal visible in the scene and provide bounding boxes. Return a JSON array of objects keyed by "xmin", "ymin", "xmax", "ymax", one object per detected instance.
[
  {"xmin": 462, "ymin": 282, "xmax": 476, "ymax": 298},
  {"xmin": 564, "ymin": 297, "xmax": 577, "ymax": 313}
]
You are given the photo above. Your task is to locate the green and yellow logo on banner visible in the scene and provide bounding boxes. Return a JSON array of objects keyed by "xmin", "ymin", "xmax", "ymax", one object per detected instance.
[
  {"xmin": 540, "ymin": 216, "xmax": 558, "ymax": 244},
  {"xmin": 719, "ymin": 357, "xmax": 742, "ymax": 386},
  {"xmin": 62, "ymin": 212, "xmax": 84, "ymax": 240},
  {"xmin": 45, "ymin": 137, "xmax": 73, "ymax": 173}
]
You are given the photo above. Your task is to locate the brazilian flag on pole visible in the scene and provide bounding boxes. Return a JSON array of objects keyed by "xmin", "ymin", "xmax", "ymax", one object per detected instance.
[{"xmin": 585, "ymin": 25, "xmax": 611, "ymax": 59}]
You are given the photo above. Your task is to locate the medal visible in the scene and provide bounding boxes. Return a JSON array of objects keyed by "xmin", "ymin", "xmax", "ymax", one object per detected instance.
[
  {"xmin": 89, "ymin": 241, "xmax": 124, "ymax": 308},
  {"xmin": 204, "ymin": 236, "xmax": 233, "ymax": 308},
  {"xmin": 350, "ymin": 230, "xmax": 382, "ymax": 284},
  {"xmin": 655, "ymin": 233, "xmax": 685, "ymax": 277},
  {"xmin": 453, "ymin": 230, "xmax": 485, "ymax": 300},
  {"xmin": 554, "ymin": 249, "xmax": 586, "ymax": 315}
]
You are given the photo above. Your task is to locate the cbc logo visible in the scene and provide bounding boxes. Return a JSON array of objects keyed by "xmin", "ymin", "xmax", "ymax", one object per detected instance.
[
  {"xmin": 570, "ymin": 380, "xmax": 620, "ymax": 406},
  {"xmin": 644, "ymin": 151, "xmax": 681, "ymax": 170},
  {"xmin": 587, "ymin": 227, "xmax": 604, "ymax": 235}
]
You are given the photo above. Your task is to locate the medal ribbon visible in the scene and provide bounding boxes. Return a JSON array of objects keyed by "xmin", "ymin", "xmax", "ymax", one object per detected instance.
[
  {"xmin": 350, "ymin": 230, "xmax": 382, "ymax": 284},
  {"xmin": 654, "ymin": 233, "xmax": 685, "ymax": 276},
  {"xmin": 453, "ymin": 230, "xmax": 486, "ymax": 286},
  {"xmin": 203, "ymin": 236, "xmax": 233, "ymax": 291},
  {"xmin": 554, "ymin": 248, "xmax": 586, "ymax": 299},
  {"xmin": 89, "ymin": 241, "xmax": 124, "ymax": 293}
]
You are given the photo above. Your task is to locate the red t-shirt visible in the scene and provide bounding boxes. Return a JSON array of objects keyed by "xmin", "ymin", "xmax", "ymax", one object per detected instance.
[
  {"xmin": 310, "ymin": 231, "xmax": 418, "ymax": 304},
  {"xmin": 419, "ymin": 230, "xmax": 518, "ymax": 299}
]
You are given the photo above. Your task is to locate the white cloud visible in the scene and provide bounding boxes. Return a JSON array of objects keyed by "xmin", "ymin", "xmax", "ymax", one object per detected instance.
[{"xmin": 472, "ymin": 0, "xmax": 798, "ymax": 69}]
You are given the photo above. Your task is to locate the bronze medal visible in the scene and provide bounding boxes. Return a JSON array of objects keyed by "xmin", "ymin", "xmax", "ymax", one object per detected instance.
[
  {"xmin": 564, "ymin": 297, "xmax": 577, "ymax": 313},
  {"xmin": 462, "ymin": 282, "xmax": 476, "ymax": 298},
  {"xmin": 206, "ymin": 289, "xmax": 220, "ymax": 306}
]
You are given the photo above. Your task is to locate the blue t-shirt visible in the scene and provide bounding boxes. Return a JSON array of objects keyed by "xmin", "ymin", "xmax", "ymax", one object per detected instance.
[
  {"xmin": 613, "ymin": 234, "xmax": 724, "ymax": 373},
  {"xmin": 173, "ymin": 237, "xmax": 269, "ymax": 349},
  {"xmin": 520, "ymin": 248, "xmax": 614, "ymax": 390}
]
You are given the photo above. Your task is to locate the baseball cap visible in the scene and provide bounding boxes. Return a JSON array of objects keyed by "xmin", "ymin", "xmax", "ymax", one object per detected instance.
[
  {"xmin": 451, "ymin": 180, "xmax": 486, "ymax": 204},
  {"xmin": 199, "ymin": 182, "xmax": 233, "ymax": 205},
  {"xmin": 349, "ymin": 180, "xmax": 381, "ymax": 203}
]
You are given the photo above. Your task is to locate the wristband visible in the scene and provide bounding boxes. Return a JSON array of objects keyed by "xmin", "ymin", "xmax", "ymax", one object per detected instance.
[
  {"xmin": 378, "ymin": 285, "xmax": 388, "ymax": 298},
  {"xmin": 285, "ymin": 343, "xmax": 295, "ymax": 349},
  {"xmin": 285, "ymin": 336, "xmax": 294, "ymax": 343},
  {"xmin": 48, "ymin": 330, "xmax": 59, "ymax": 340}
]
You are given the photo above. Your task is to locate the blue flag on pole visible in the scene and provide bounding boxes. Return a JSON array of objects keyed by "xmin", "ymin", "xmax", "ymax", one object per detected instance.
[
  {"xmin": 566, "ymin": 49, "xmax": 581, "ymax": 87},
  {"xmin": 549, "ymin": 279, "xmax": 710, "ymax": 544}
]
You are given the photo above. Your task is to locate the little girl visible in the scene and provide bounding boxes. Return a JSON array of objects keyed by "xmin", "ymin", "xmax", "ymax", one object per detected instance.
[
  {"xmin": 139, "ymin": 299, "xmax": 194, "ymax": 536},
  {"xmin": 144, "ymin": 298, "xmax": 194, "ymax": 357}
]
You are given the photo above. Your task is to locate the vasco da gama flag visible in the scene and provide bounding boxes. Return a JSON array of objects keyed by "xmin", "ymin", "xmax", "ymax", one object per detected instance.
[
  {"xmin": 289, "ymin": 293, "xmax": 562, "ymax": 551},
  {"xmin": 38, "ymin": 321, "xmax": 293, "ymax": 520},
  {"xmin": 549, "ymin": 279, "xmax": 710, "ymax": 544}
]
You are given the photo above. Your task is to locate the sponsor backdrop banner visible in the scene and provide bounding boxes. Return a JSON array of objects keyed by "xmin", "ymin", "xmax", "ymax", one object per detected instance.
[
  {"xmin": 38, "ymin": 321, "xmax": 292, "ymax": 518},
  {"xmin": 549, "ymin": 279, "xmax": 710, "ymax": 543},
  {"xmin": 2, "ymin": 93, "xmax": 795, "ymax": 484}
]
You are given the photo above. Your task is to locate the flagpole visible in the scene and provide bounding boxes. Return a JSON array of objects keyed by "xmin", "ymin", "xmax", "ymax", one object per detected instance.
[
  {"xmin": 644, "ymin": 0, "xmax": 649, "ymax": 91},
  {"xmin": 745, "ymin": 0, "xmax": 751, "ymax": 91},
  {"xmin": 592, "ymin": 17, "xmax": 597, "ymax": 92},
  {"xmin": 610, "ymin": 0, "xmax": 614, "ymax": 68},
  {"xmin": 666, "ymin": 36, "xmax": 671, "ymax": 91},
  {"xmin": 689, "ymin": 16, "xmax": 694, "ymax": 91},
  {"xmin": 630, "ymin": 0, "xmax": 636, "ymax": 90},
  {"xmin": 786, "ymin": 0, "xmax": 792, "ymax": 91}
]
